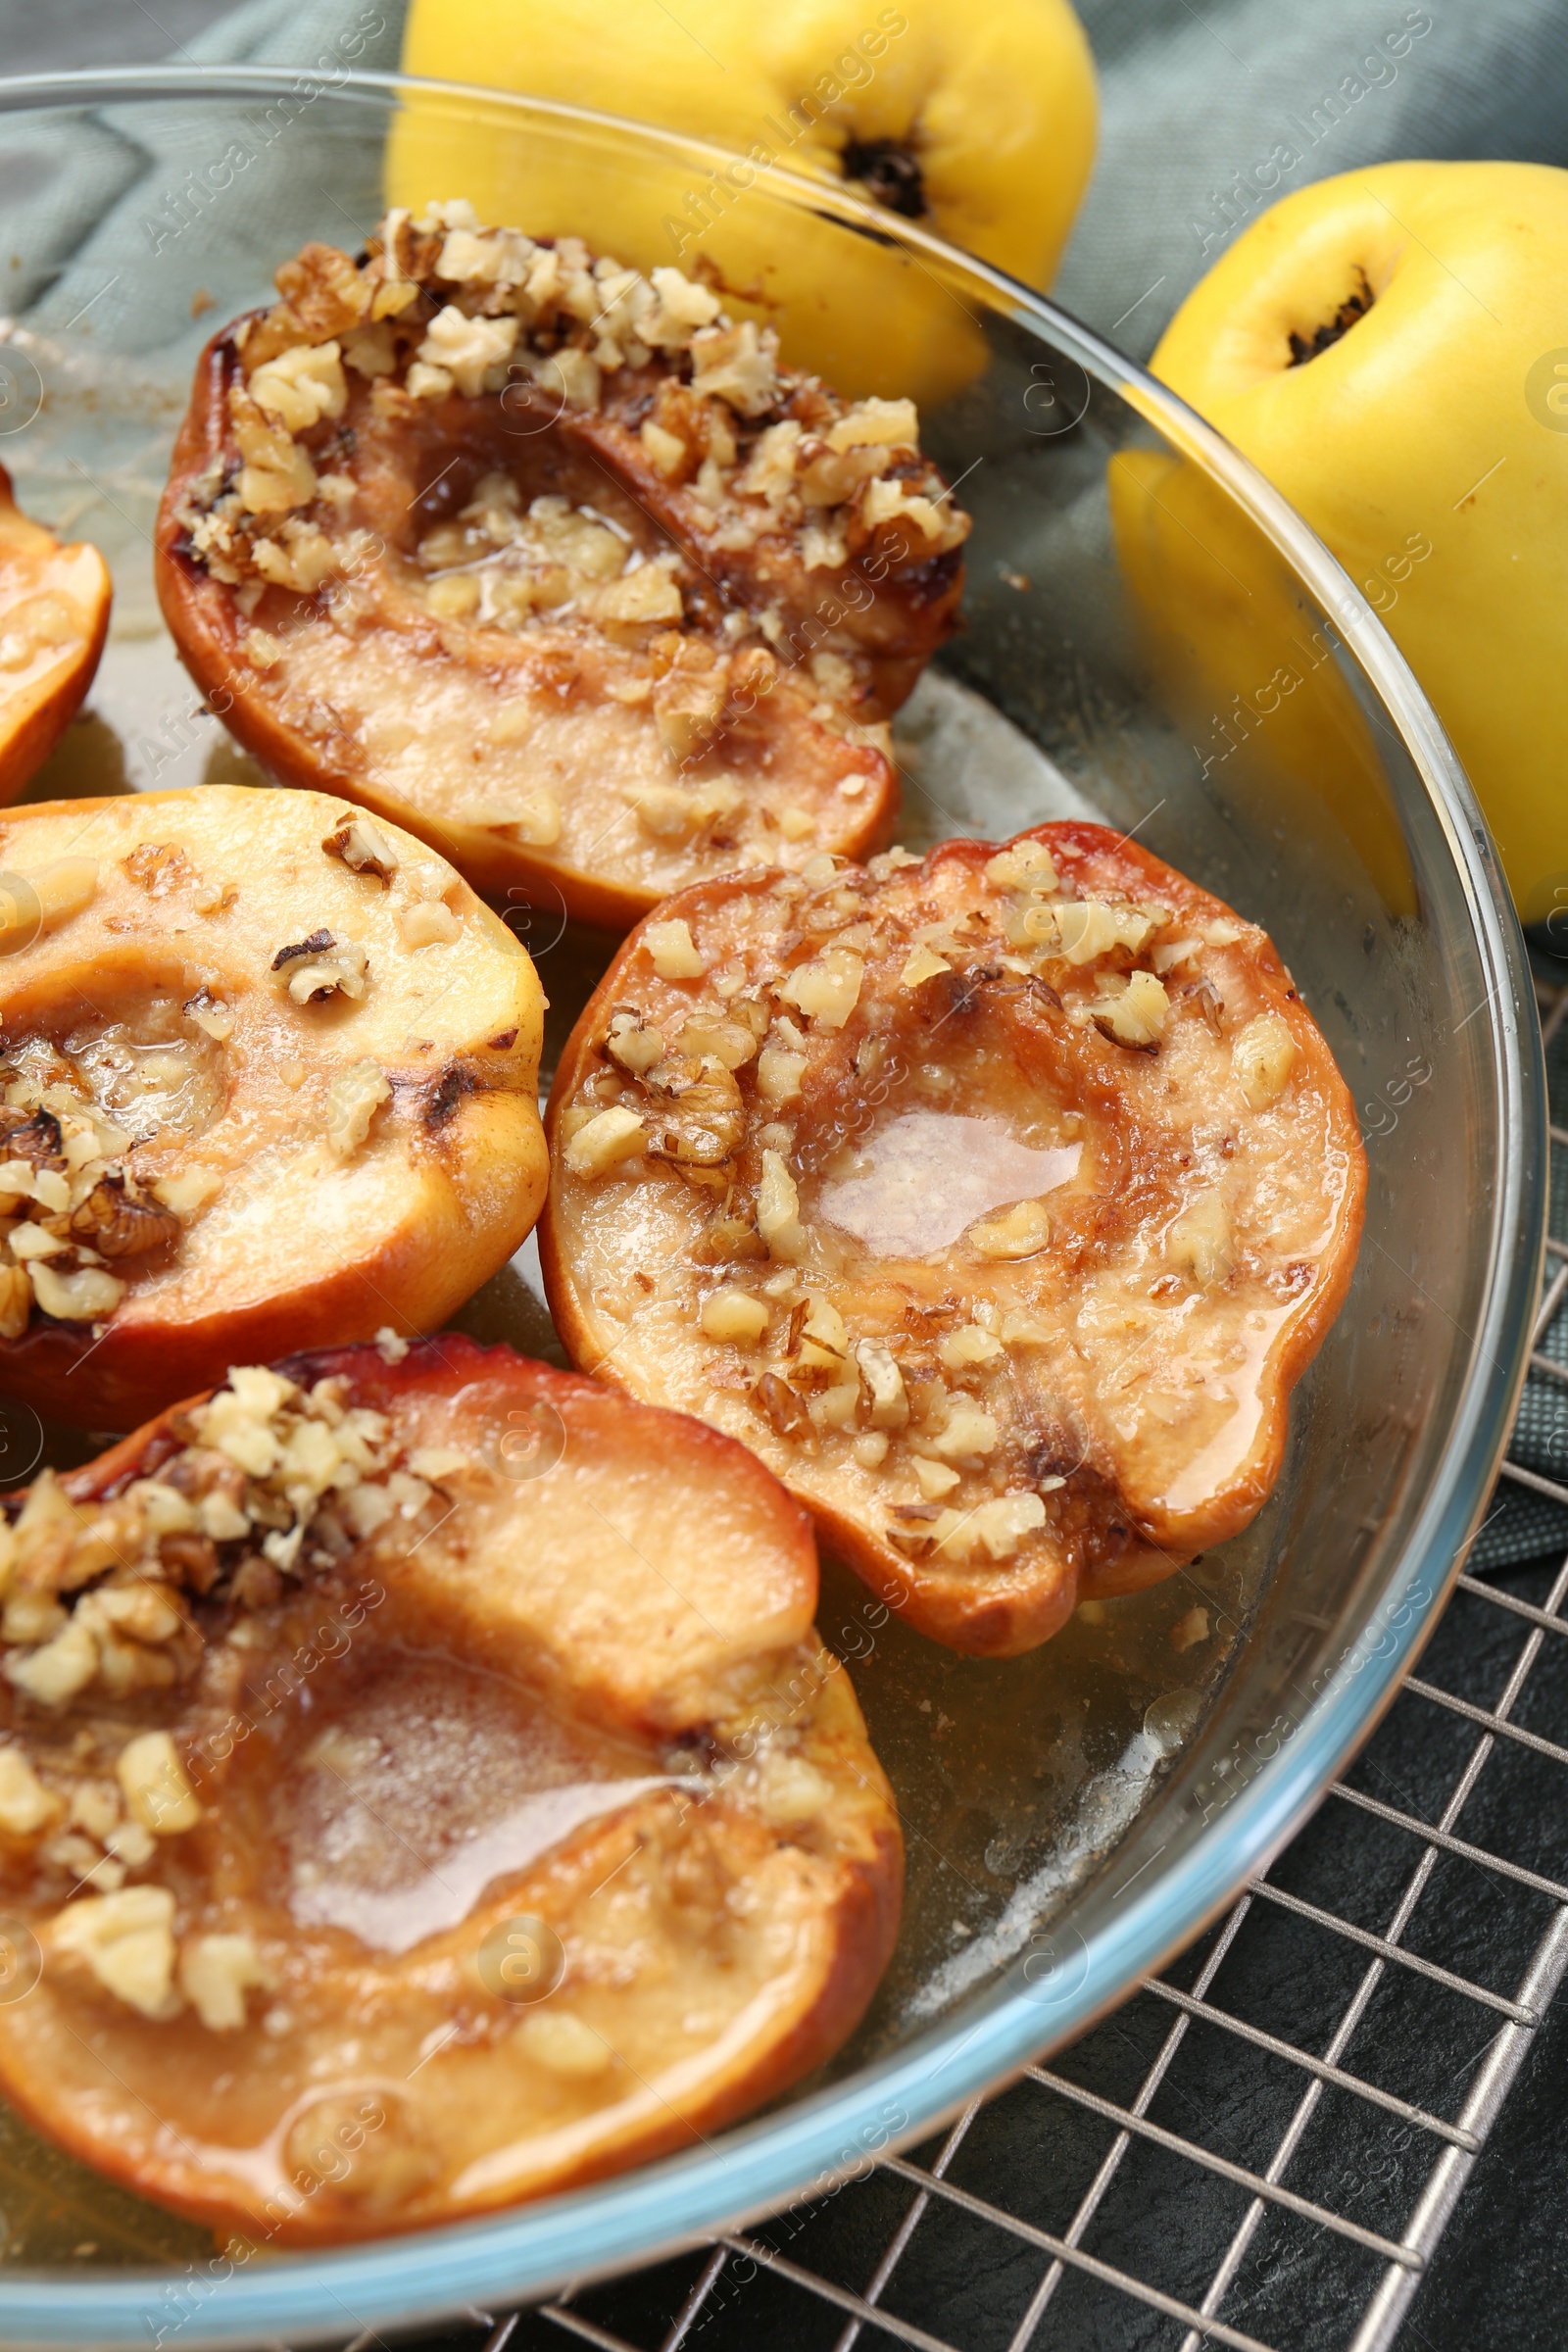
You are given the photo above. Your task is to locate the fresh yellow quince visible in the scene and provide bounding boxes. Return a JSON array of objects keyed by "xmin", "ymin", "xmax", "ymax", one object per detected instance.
[
  {"xmin": 389, "ymin": 0, "xmax": 1096, "ymax": 403},
  {"xmin": 1149, "ymin": 160, "xmax": 1568, "ymax": 923}
]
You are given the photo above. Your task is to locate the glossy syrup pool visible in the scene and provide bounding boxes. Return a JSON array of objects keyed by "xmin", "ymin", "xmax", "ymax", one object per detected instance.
[
  {"xmin": 815, "ymin": 1109, "xmax": 1084, "ymax": 1258},
  {"xmin": 0, "ymin": 639, "xmax": 1269, "ymax": 2269},
  {"xmin": 277, "ymin": 1651, "xmax": 671, "ymax": 1957}
]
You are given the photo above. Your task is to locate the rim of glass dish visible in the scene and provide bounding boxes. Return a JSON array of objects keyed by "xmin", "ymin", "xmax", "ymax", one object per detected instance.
[{"xmin": 0, "ymin": 66, "xmax": 1544, "ymax": 2348}]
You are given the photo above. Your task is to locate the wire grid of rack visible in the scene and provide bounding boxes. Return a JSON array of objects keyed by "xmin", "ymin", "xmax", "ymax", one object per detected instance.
[{"xmin": 365, "ymin": 979, "xmax": 1568, "ymax": 2352}]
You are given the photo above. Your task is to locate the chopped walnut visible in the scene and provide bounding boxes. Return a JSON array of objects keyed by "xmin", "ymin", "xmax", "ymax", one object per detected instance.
[
  {"xmin": 564, "ymin": 1104, "xmax": 645, "ymax": 1179},
  {"xmin": 900, "ymin": 944, "xmax": 951, "ymax": 989},
  {"xmin": 605, "ymin": 1011, "xmax": 665, "ymax": 1076},
  {"xmin": 9, "ymin": 1608, "xmax": 102, "ymax": 1702},
  {"xmin": 756, "ymin": 1150, "xmax": 806, "ymax": 1262},
  {"xmin": 1169, "ymin": 1604, "xmax": 1210, "ymax": 1653},
  {"xmin": 117, "ymin": 1731, "xmax": 200, "ymax": 1835},
  {"xmin": 1093, "ymin": 968, "xmax": 1169, "ymax": 1051},
  {"xmin": 644, "ymin": 919, "xmax": 706, "ymax": 981},
  {"xmin": 514, "ymin": 2008, "xmax": 612, "ymax": 2078},
  {"xmin": 179, "ymin": 1932, "xmax": 273, "ymax": 2033},
  {"xmin": 252, "ymin": 519, "xmax": 338, "ymax": 595},
  {"xmin": 249, "ymin": 341, "xmax": 347, "ymax": 433},
  {"xmin": 0, "ymin": 1011, "xmax": 221, "ymax": 1342},
  {"xmin": 938, "ymin": 1325, "xmax": 1004, "ymax": 1372},
  {"xmin": 153, "ymin": 1167, "xmax": 222, "ymax": 1220},
  {"xmin": 545, "ymin": 821, "xmax": 1363, "ymax": 1659},
  {"xmin": 1165, "ymin": 1192, "xmax": 1233, "ymax": 1288},
  {"xmin": 272, "ymin": 930, "xmax": 369, "ymax": 1004},
  {"xmin": 324, "ymin": 1062, "xmax": 391, "ymax": 1157},
  {"xmin": 122, "ymin": 843, "xmax": 200, "ymax": 898},
  {"xmin": 183, "ymin": 987, "xmax": 234, "ymax": 1042},
  {"xmin": 0, "ymin": 1264, "xmax": 28, "ymax": 1340},
  {"xmin": 753, "ymin": 1370, "xmax": 811, "ymax": 1444},
  {"xmin": 51, "ymin": 1886, "xmax": 180, "ymax": 2019},
  {"xmin": 397, "ymin": 900, "xmax": 461, "ymax": 950},
  {"xmin": 777, "ymin": 948, "xmax": 863, "ymax": 1030},
  {"xmin": 688, "ymin": 320, "xmax": 780, "ymax": 417},
  {"xmin": 28, "ymin": 1262, "xmax": 126, "ymax": 1323},
  {"xmin": 0, "ymin": 1362, "xmax": 423, "ymax": 1800},
  {"xmin": 1233, "ymin": 1013, "xmax": 1298, "ymax": 1109},
  {"xmin": 897, "ymin": 1493, "xmax": 1048, "ymax": 1564},
  {"xmin": 69, "ymin": 1173, "xmax": 181, "ymax": 1259},
  {"xmin": 323, "ymin": 812, "xmax": 399, "ymax": 884},
  {"xmin": 967, "ymin": 1200, "xmax": 1052, "ymax": 1260},
  {"xmin": 924, "ymin": 1397, "xmax": 999, "ymax": 1460},
  {"xmin": 416, "ymin": 304, "xmax": 519, "ymax": 397},
  {"xmin": 230, "ymin": 386, "xmax": 318, "ymax": 514},
  {"xmin": 913, "ymin": 1459, "xmax": 960, "ymax": 1500},
  {"xmin": 179, "ymin": 208, "xmax": 970, "ymax": 620},
  {"xmin": 0, "ymin": 1743, "xmax": 62, "ymax": 1837},
  {"xmin": 700, "ymin": 1288, "xmax": 769, "ymax": 1346}
]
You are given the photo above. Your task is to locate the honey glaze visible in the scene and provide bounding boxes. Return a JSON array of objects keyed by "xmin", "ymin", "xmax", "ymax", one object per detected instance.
[
  {"xmin": 817, "ymin": 1111, "xmax": 1082, "ymax": 1259},
  {"xmin": 0, "ymin": 1558, "xmax": 691, "ymax": 2220},
  {"xmin": 276, "ymin": 1650, "xmax": 674, "ymax": 1953},
  {"xmin": 541, "ymin": 821, "xmax": 1366, "ymax": 1655},
  {"xmin": 831, "ymin": 1540, "xmax": 1251, "ymax": 2040},
  {"xmin": 0, "ymin": 1342, "xmax": 901, "ymax": 2239},
  {"xmin": 156, "ymin": 214, "xmax": 978, "ymax": 921}
]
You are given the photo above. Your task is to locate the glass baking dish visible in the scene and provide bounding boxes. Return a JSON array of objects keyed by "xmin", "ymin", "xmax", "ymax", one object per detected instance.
[{"xmin": 0, "ymin": 66, "xmax": 1544, "ymax": 2348}]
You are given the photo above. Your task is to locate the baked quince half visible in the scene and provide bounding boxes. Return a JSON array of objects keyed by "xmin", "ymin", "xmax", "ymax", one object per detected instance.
[
  {"xmin": 156, "ymin": 206, "xmax": 973, "ymax": 930},
  {"xmin": 0, "ymin": 465, "xmax": 111, "ymax": 802},
  {"xmin": 0, "ymin": 1339, "xmax": 900, "ymax": 2239},
  {"xmin": 0, "ymin": 787, "xmax": 545, "ymax": 1427},
  {"xmin": 541, "ymin": 824, "xmax": 1367, "ymax": 1656}
]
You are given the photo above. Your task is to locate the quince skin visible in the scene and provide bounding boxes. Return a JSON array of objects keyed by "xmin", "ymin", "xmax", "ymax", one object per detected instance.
[
  {"xmin": 0, "ymin": 466, "xmax": 110, "ymax": 804},
  {"xmin": 1151, "ymin": 161, "xmax": 1568, "ymax": 923},
  {"xmin": 390, "ymin": 0, "xmax": 1096, "ymax": 403}
]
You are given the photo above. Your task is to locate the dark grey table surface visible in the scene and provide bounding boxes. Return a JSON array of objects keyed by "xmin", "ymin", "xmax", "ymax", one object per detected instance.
[{"xmin": 0, "ymin": 7, "xmax": 1564, "ymax": 2345}]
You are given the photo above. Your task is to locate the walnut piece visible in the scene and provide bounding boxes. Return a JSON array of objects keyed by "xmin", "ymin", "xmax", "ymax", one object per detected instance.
[
  {"xmin": 325, "ymin": 1060, "xmax": 391, "ymax": 1157},
  {"xmin": 323, "ymin": 812, "xmax": 399, "ymax": 885},
  {"xmin": 272, "ymin": 929, "xmax": 369, "ymax": 1004}
]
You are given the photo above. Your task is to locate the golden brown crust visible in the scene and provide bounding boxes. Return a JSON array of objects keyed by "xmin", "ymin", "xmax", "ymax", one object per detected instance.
[
  {"xmin": 158, "ymin": 336, "xmax": 899, "ymax": 930},
  {"xmin": 541, "ymin": 822, "xmax": 1367, "ymax": 1656},
  {"xmin": 562, "ymin": 384, "xmax": 967, "ymax": 721},
  {"xmin": 156, "ymin": 220, "xmax": 970, "ymax": 929},
  {"xmin": 0, "ymin": 1339, "xmax": 902, "ymax": 2239}
]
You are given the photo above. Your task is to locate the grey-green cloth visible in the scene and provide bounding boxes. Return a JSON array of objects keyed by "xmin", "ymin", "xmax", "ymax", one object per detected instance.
[
  {"xmin": 21, "ymin": 0, "xmax": 1568, "ymax": 356},
  {"xmin": 10, "ymin": 0, "xmax": 1568, "ymax": 1570},
  {"xmin": 14, "ymin": 1, "xmax": 403, "ymax": 347}
]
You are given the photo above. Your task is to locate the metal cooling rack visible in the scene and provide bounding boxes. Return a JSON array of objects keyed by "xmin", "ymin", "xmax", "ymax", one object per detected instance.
[{"xmin": 363, "ymin": 979, "xmax": 1568, "ymax": 2352}]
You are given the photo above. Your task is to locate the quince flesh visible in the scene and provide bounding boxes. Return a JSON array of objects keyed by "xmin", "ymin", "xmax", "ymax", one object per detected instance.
[
  {"xmin": 1151, "ymin": 160, "xmax": 1568, "ymax": 923},
  {"xmin": 0, "ymin": 1340, "xmax": 900, "ymax": 2238},
  {"xmin": 0, "ymin": 788, "xmax": 546, "ymax": 1427},
  {"xmin": 158, "ymin": 224, "xmax": 970, "ymax": 931},
  {"xmin": 0, "ymin": 465, "xmax": 111, "ymax": 803},
  {"xmin": 392, "ymin": 0, "xmax": 1098, "ymax": 405},
  {"xmin": 541, "ymin": 824, "xmax": 1366, "ymax": 1655}
]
